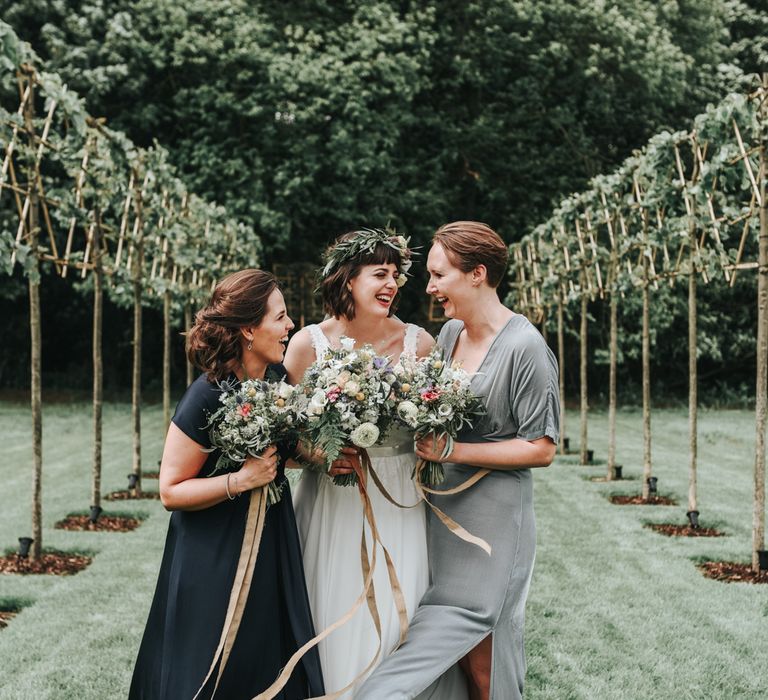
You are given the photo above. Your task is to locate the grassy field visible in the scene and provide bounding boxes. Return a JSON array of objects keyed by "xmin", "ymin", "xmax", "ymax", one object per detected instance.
[{"xmin": 0, "ymin": 401, "xmax": 766, "ymax": 699}]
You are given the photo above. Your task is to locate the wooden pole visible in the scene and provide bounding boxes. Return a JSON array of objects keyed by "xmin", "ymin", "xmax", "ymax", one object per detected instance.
[
  {"xmin": 608, "ymin": 275, "xmax": 618, "ymax": 479},
  {"xmin": 163, "ymin": 289, "xmax": 172, "ymax": 431},
  {"xmin": 753, "ymin": 74, "xmax": 768, "ymax": 572},
  {"xmin": 185, "ymin": 302, "xmax": 193, "ymax": 386},
  {"xmin": 130, "ymin": 188, "xmax": 144, "ymax": 495},
  {"xmin": 91, "ymin": 215, "xmax": 103, "ymax": 511},
  {"xmin": 579, "ymin": 274, "xmax": 589, "ymax": 465},
  {"xmin": 688, "ymin": 216, "xmax": 699, "ymax": 519},
  {"xmin": 641, "ymin": 248, "xmax": 652, "ymax": 500},
  {"xmin": 557, "ymin": 290, "xmax": 566, "ymax": 455},
  {"xmin": 23, "ymin": 70, "xmax": 42, "ymax": 559}
]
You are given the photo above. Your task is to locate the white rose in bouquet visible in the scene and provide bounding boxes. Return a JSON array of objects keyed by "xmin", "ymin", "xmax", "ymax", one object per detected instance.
[
  {"xmin": 397, "ymin": 400, "xmax": 419, "ymax": 428},
  {"xmin": 350, "ymin": 422, "xmax": 380, "ymax": 449}
]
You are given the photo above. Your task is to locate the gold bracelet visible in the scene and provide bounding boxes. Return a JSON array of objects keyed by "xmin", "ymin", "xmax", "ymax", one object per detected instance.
[{"xmin": 225, "ymin": 472, "xmax": 236, "ymax": 500}]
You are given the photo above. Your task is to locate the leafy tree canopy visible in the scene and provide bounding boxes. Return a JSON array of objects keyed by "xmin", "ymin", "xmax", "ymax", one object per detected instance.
[{"xmin": 0, "ymin": 0, "xmax": 752, "ymax": 260}]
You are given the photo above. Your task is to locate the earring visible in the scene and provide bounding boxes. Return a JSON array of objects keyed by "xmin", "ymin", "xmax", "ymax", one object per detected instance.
[{"xmin": 247, "ymin": 341, "xmax": 253, "ymax": 351}]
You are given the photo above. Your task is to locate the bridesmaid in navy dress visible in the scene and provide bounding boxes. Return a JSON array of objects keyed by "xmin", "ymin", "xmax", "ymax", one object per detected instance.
[{"xmin": 129, "ymin": 269, "xmax": 324, "ymax": 700}]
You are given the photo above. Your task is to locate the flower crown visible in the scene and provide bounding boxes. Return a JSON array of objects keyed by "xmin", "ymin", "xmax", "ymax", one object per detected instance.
[{"xmin": 321, "ymin": 227, "xmax": 415, "ymax": 288}]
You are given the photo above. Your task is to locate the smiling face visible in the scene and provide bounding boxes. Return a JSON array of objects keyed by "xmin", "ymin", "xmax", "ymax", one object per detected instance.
[
  {"xmin": 347, "ymin": 263, "xmax": 400, "ymax": 318},
  {"xmin": 249, "ymin": 288, "xmax": 295, "ymax": 365},
  {"xmin": 426, "ymin": 243, "xmax": 476, "ymax": 320}
]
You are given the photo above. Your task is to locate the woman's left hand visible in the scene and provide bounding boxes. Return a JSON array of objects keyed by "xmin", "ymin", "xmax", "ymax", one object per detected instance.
[{"xmin": 415, "ymin": 433, "xmax": 452, "ymax": 462}]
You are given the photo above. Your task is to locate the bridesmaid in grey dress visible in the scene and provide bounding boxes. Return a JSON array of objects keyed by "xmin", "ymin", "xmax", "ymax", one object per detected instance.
[{"xmin": 356, "ymin": 221, "xmax": 559, "ymax": 700}]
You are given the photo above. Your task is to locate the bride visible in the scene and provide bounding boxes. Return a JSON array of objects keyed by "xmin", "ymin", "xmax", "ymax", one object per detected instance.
[{"xmin": 283, "ymin": 229, "xmax": 435, "ymax": 697}]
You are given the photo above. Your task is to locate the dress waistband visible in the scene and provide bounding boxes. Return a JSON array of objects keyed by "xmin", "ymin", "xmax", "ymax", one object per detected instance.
[{"xmin": 366, "ymin": 441, "xmax": 413, "ymax": 458}]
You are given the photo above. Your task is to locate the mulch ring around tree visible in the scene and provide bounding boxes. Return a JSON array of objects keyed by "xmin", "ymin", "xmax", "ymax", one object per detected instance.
[
  {"xmin": 697, "ymin": 561, "xmax": 768, "ymax": 584},
  {"xmin": 0, "ymin": 610, "xmax": 18, "ymax": 629},
  {"xmin": 609, "ymin": 494, "xmax": 678, "ymax": 506},
  {"xmin": 0, "ymin": 551, "xmax": 92, "ymax": 575},
  {"xmin": 54, "ymin": 514, "xmax": 144, "ymax": 532},
  {"xmin": 142, "ymin": 470, "xmax": 160, "ymax": 479},
  {"xmin": 645, "ymin": 523, "xmax": 725, "ymax": 537},
  {"xmin": 105, "ymin": 489, "xmax": 161, "ymax": 501}
]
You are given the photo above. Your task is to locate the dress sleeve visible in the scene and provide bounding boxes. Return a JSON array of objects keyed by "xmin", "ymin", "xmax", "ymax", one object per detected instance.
[
  {"xmin": 511, "ymin": 335, "xmax": 560, "ymax": 444},
  {"xmin": 171, "ymin": 377, "xmax": 223, "ymax": 449}
]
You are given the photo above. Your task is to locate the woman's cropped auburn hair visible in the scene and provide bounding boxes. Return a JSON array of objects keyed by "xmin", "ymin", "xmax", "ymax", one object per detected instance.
[{"xmin": 432, "ymin": 221, "xmax": 508, "ymax": 288}]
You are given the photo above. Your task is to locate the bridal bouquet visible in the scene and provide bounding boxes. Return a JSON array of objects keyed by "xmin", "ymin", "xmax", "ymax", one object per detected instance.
[
  {"xmin": 298, "ymin": 337, "xmax": 397, "ymax": 486},
  {"xmin": 392, "ymin": 348, "xmax": 484, "ymax": 486},
  {"xmin": 207, "ymin": 377, "xmax": 307, "ymax": 505}
]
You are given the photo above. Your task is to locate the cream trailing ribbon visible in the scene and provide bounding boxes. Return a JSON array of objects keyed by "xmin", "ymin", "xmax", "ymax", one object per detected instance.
[
  {"xmin": 197, "ymin": 452, "xmax": 489, "ymax": 700},
  {"xmin": 196, "ymin": 451, "xmax": 409, "ymax": 700},
  {"xmin": 251, "ymin": 449, "xmax": 409, "ymax": 700},
  {"xmin": 193, "ymin": 485, "xmax": 268, "ymax": 700},
  {"xmin": 367, "ymin": 458, "xmax": 492, "ymax": 556}
]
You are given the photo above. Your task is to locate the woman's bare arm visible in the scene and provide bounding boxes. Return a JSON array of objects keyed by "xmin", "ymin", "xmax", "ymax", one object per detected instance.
[
  {"xmin": 159, "ymin": 424, "xmax": 279, "ymax": 511},
  {"xmin": 415, "ymin": 434, "xmax": 556, "ymax": 470}
]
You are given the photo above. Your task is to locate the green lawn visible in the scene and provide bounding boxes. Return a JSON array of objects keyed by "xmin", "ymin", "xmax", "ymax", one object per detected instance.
[{"xmin": 0, "ymin": 402, "xmax": 766, "ymax": 699}]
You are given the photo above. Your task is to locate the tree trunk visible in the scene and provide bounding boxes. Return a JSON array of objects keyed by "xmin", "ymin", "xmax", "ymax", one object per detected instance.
[
  {"xmin": 608, "ymin": 287, "xmax": 618, "ymax": 479},
  {"xmin": 579, "ymin": 283, "xmax": 588, "ymax": 465},
  {"xmin": 185, "ymin": 302, "xmax": 193, "ymax": 386},
  {"xmin": 557, "ymin": 292, "xmax": 566, "ymax": 455},
  {"xmin": 541, "ymin": 307, "xmax": 548, "ymax": 344},
  {"xmin": 91, "ymin": 217, "xmax": 103, "ymax": 510},
  {"xmin": 24, "ymin": 74, "xmax": 43, "ymax": 560},
  {"xmin": 753, "ymin": 76, "xmax": 767, "ymax": 572},
  {"xmin": 641, "ymin": 258, "xmax": 652, "ymax": 500},
  {"xmin": 688, "ymin": 227, "xmax": 698, "ymax": 517},
  {"xmin": 131, "ymin": 240, "xmax": 143, "ymax": 494},
  {"xmin": 163, "ymin": 289, "xmax": 171, "ymax": 431}
]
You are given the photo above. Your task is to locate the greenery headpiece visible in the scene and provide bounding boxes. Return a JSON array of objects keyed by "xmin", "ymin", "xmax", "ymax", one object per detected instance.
[{"xmin": 321, "ymin": 227, "xmax": 415, "ymax": 287}]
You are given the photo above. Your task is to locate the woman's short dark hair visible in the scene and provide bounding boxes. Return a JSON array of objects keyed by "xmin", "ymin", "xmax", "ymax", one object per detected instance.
[
  {"xmin": 186, "ymin": 269, "xmax": 278, "ymax": 381},
  {"xmin": 432, "ymin": 221, "xmax": 508, "ymax": 288},
  {"xmin": 320, "ymin": 231, "xmax": 403, "ymax": 320}
]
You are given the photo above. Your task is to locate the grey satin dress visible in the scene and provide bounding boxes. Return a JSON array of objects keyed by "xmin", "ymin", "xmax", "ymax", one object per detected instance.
[{"xmin": 356, "ymin": 314, "xmax": 560, "ymax": 700}]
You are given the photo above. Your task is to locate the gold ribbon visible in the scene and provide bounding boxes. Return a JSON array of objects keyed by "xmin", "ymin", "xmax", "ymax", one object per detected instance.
[
  {"xmin": 252, "ymin": 449, "xmax": 409, "ymax": 700},
  {"xmin": 367, "ymin": 458, "xmax": 492, "ymax": 556},
  {"xmin": 193, "ymin": 485, "xmax": 267, "ymax": 700}
]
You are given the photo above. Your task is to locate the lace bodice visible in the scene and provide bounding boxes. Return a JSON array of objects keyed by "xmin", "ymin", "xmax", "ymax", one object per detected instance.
[{"xmin": 306, "ymin": 323, "xmax": 421, "ymax": 363}]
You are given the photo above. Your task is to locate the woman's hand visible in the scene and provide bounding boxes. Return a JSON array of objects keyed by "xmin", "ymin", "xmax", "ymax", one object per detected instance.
[
  {"xmin": 415, "ymin": 433, "xmax": 453, "ymax": 463},
  {"xmin": 237, "ymin": 445, "xmax": 279, "ymax": 491},
  {"xmin": 329, "ymin": 446, "xmax": 360, "ymax": 477}
]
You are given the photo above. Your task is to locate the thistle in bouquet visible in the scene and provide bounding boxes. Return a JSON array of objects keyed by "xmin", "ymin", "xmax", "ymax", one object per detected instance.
[
  {"xmin": 392, "ymin": 348, "xmax": 485, "ymax": 486},
  {"xmin": 299, "ymin": 337, "xmax": 398, "ymax": 486},
  {"xmin": 206, "ymin": 377, "xmax": 306, "ymax": 505}
]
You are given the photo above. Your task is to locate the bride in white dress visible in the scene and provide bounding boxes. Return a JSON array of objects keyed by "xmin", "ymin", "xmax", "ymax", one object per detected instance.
[{"xmin": 283, "ymin": 230, "xmax": 435, "ymax": 697}]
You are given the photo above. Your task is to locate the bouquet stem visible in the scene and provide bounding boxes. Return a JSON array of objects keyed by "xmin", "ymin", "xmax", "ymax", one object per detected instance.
[
  {"xmin": 266, "ymin": 480, "xmax": 283, "ymax": 505},
  {"xmin": 413, "ymin": 459, "xmax": 445, "ymax": 487},
  {"xmin": 332, "ymin": 473, "xmax": 359, "ymax": 487}
]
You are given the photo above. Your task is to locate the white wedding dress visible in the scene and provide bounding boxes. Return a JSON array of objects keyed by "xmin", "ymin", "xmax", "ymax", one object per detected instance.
[{"xmin": 293, "ymin": 323, "xmax": 431, "ymax": 698}]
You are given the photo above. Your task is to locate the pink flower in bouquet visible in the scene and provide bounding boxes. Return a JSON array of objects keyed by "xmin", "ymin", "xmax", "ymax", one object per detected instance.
[
  {"xmin": 420, "ymin": 388, "xmax": 442, "ymax": 402},
  {"xmin": 326, "ymin": 386, "xmax": 342, "ymax": 403},
  {"xmin": 237, "ymin": 403, "xmax": 253, "ymax": 418}
]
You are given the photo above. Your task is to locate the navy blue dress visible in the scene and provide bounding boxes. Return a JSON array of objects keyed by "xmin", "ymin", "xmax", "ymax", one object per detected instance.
[{"xmin": 129, "ymin": 367, "xmax": 324, "ymax": 700}]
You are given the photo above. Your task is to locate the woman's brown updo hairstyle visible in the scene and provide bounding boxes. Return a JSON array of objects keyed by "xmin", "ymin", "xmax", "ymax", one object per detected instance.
[
  {"xmin": 320, "ymin": 231, "xmax": 403, "ymax": 320},
  {"xmin": 433, "ymin": 221, "xmax": 508, "ymax": 288},
  {"xmin": 187, "ymin": 269, "xmax": 278, "ymax": 381}
]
